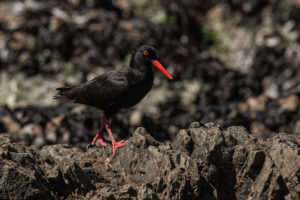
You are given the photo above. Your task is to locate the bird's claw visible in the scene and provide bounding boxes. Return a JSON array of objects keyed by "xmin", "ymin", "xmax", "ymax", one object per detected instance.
[
  {"xmin": 86, "ymin": 144, "xmax": 95, "ymax": 150},
  {"xmin": 92, "ymin": 132, "xmax": 108, "ymax": 146},
  {"xmin": 99, "ymin": 137, "xmax": 108, "ymax": 146}
]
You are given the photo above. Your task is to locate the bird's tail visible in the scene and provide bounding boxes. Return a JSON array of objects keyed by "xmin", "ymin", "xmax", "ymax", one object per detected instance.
[{"xmin": 53, "ymin": 87, "xmax": 73, "ymax": 99}]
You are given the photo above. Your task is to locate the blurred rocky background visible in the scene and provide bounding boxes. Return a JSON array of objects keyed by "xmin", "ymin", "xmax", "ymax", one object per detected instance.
[{"xmin": 0, "ymin": 0, "xmax": 300, "ymax": 148}]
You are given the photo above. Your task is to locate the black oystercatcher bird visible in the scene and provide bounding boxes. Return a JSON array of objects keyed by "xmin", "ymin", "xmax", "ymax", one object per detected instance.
[{"xmin": 54, "ymin": 45, "xmax": 173, "ymax": 155}]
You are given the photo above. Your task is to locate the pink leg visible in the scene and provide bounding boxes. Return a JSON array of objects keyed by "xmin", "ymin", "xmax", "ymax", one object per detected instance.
[
  {"xmin": 102, "ymin": 114, "xmax": 126, "ymax": 156},
  {"xmin": 92, "ymin": 118, "xmax": 108, "ymax": 146}
]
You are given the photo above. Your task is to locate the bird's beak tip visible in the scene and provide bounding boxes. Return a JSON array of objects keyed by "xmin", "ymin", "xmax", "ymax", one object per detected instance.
[{"xmin": 151, "ymin": 60, "xmax": 173, "ymax": 80}]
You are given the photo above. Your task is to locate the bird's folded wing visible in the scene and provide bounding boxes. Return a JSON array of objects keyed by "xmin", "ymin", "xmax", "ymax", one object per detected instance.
[{"xmin": 67, "ymin": 70, "xmax": 130, "ymax": 107}]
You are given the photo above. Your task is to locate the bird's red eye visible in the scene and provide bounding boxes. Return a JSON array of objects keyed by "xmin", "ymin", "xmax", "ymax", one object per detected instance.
[{"xmin": 143, "ymin": 51, "xmax": 149, "ymax": 56}]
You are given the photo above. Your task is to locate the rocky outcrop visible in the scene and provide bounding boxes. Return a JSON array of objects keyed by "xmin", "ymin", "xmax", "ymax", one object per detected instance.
[{"xmin": 0, "ymin": 122, "xmax": 299, "ymax": 199}]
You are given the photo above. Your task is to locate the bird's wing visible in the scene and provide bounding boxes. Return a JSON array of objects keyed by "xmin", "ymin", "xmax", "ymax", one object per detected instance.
[{"xmin": 62, "ymin": 70, "xmax": 132, "ymax": 107}]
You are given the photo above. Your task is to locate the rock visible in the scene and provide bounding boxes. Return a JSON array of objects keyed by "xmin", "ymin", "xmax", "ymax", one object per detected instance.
[
  {"xmin": 278, "ymin": 95, "xmax": 299, "ymax": 111},
  {"xmin": 0, "ymin": 116, "xmax": 21, "ymax": 134},
  {"xmin": 267, "ymin": 134, "xmax": 300, "ymax": 197},
  {"xmin": 129, "ymin": 110, "xmax": 142, "ymax": 126},
  {"xmin": 0, "ymin": 122, "xmax": 299, "ymax": 199},
  {"xmin": 171, "ymin": 129, "xmax": 193, "ymax": 154},
  {"xmin": 0, "ymin": 143, "xmax": 52, "ymax": 199},
  {"xmin": 247, "ymin": 95, "xmax": 267, "ymax": 111}
]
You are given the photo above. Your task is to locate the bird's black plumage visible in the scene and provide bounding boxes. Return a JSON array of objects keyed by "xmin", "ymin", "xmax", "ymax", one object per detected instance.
[
  {"xmin": 54, "ymin": 45, "xmax": 171, "ymax": 116},
  {"xmin": 55, "ymin": 45, "xmax": 172, "ymax": 156}
]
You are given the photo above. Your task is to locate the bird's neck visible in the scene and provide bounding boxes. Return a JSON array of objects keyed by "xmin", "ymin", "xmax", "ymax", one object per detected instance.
[
  {"xmin": 131, "ymin": 62, "xmax": 154, "ymax": 82},
  {"xmin": 130, "ymin": 54, "xmax": 154, "ymax": 79}
]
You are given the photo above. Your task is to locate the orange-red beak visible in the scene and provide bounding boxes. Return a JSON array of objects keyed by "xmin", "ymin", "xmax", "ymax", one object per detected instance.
[{"xmin": 151, "ymin": 60, "xmax": 173, "ymax": 80}]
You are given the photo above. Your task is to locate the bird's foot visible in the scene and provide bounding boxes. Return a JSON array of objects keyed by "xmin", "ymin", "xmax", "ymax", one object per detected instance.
[
  {"xmin": 92, "ymin": 133, "xmax": 108, "ymax": 146},
  {"xmin": 99, "ymin": 137, "xmax": 108, "ymax": 146},
  {"xmin": 112, "ymin": 140, "xmax": 126, "ymax": 156}
]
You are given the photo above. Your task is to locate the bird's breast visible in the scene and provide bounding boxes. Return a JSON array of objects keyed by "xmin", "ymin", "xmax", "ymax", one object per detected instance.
[{"xmin": 111, "ymin": 72, "xmax": 154, "ymax": 110}]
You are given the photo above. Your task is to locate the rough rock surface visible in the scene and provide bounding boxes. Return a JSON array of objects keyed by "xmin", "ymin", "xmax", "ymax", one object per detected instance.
[{"xmin": 0, "ymin": 122, "xmax": 299, "ymax": 200}]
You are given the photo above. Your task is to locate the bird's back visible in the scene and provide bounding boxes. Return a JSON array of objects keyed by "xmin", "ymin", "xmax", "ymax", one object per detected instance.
[{"xmin": 55, "ymin": 68, "xmax": 153, "ymax": 114}]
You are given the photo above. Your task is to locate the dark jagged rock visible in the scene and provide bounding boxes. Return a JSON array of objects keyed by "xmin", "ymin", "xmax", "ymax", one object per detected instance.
[{"xmin": 0, "ymin": 123, "xmax": 299, "ymax": 199}]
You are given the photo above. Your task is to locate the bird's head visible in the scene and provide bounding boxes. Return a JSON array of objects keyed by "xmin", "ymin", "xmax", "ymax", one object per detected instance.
[{"xmin": 131, "ymin": 45, "xmax": 173, "ymax": 80}]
